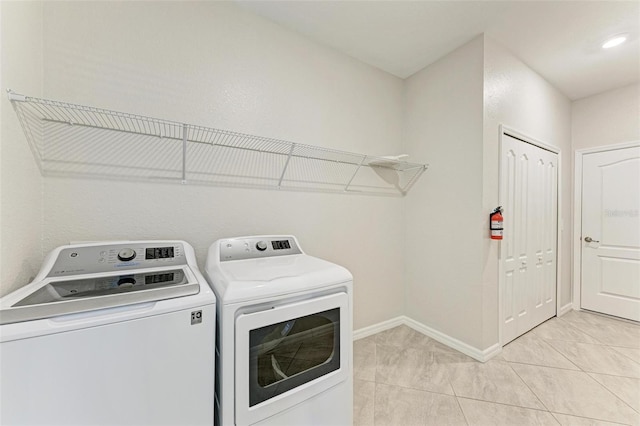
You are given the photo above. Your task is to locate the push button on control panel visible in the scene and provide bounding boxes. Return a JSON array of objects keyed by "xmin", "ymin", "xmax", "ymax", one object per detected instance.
[{"xmin": 256, "ymin": 241, "xmax": 268, "ymax": 251}]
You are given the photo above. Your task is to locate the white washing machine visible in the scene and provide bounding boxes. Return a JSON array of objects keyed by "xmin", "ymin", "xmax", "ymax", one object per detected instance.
[
  {"xmin": 0, "ymin": 240, "xmax": 216, "ymax": 426},
  {"xmin": 204, "ymin": 235, "xmax": 353, "ymax": 426}
]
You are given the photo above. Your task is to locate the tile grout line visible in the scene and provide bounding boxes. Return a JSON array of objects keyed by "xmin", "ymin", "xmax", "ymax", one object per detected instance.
[
  {"xmin": 581, "ymin": 367, "xmax": 640, "ymax": 380},
  {"xmin": 532, "ymin": 334, "xmax": 583, "ymax": 371},
  {"xmin": 448, "ymin": 366, "xmax": 469, "ymax": 426},
  {"xmin": 372, "ymin": 338, "xmax": 377, "ymax": 425},
  {"xmin": 371, "ymin": 369, "xmax": 377, "ymax": 426},
  {"xmin": 585, "ymin": 371, "xmax": 640, "ymax": 415},
  {"xmin": 456, "ymin": 395, "xmax": 560, "ymax": 414},
  {"xmin": 555, "ymin": 317, "xmax": 610, "ymax": 345},
  {"xmin": 548, "ymin": 411, "xmax": 564, "ymax": 425},
  {"xmin": 529, "ymin": 320, "xmax": 606, "ymax": 348},
  {"xmin": 373, "ymin": 339, "xmax": 460, "ymax": 397},
  {"xmin": 551, "ymin": 409, "xmax": 633, "ymax": 425},
  {"xmin": 454, "ymin": 396, "xmax": 470, "ymax": 426},
  {"xmin": 549, "ymin": 411, "xmax": 630, "ymax": 426},
  {"xmin": 568, "ymin": 309, "xmax": 640, "ymax": 327},
  {"xmin": 551, "ymin": 319, "xmax": 606, "ymax": 346},
  {"xmin": 373, "ymin": 376, "xmax": 456, "ymax": 397},
  {"xmin": 506, "ymin": 361, "xmax": 551, "ymax": 413},
  {"xmin": 507, "ymin": 360, "xmax": 584, "ymax": 374},
  {"xmin": 371, "ymin": 337, "xmax": 468, "ymax": 423},
  {"xmin": 608, "ymin": 345, "xmax": 640, "ymax": 367},
  {"xmin": 557, "ymin": 315, "xmax": 640, "ymax": 348},
  {"xmin": 586, "ymin": 368, "xmax": 640, "ymax": 381},
  {"xmin": 540, "ymin": 337, "xmax": 640, "ymax": 378},
  {"xmin": 511, "ymin": 361, "xmax": 638, "ymax": 424}
]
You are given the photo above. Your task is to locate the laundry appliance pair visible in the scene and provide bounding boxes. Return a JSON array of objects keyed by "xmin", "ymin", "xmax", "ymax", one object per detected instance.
[{"xmin": 0, "ymin": 236, "xmax": 353, "ymax": 426}]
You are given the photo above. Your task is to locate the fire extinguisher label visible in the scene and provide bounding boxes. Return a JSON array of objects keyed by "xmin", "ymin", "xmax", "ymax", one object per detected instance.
[{"xmin": 491, "ymin": 220, "xmax": 503, "ymax": 229}]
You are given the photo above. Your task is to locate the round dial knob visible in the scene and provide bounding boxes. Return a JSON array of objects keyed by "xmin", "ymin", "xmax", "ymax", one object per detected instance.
[
  {"xmin": 256, "ymin": 241, "xmax": 268, "ymax": 251},
  {"xmin": 117, "ymin": 277, "xmax": 136, "ymax": 287},
  {"xmin": 117, "ymin": 248, "xmax": 136, "ymax": 262}
]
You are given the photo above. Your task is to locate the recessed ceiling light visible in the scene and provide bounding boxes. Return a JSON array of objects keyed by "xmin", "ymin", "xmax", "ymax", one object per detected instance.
[{"xmin": 602, "ymin": 35, "xmax": 627, "ymax": 49}]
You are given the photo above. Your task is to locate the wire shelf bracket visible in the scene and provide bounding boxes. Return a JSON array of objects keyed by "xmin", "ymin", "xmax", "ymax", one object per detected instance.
[{"xmin": 7, "ymin": 90, "xmax": 428, "ymax": 196}]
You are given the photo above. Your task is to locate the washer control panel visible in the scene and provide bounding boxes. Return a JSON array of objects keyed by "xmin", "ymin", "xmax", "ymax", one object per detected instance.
[
  {"xmin": 220, "ymin": 236, "xmax": 302, "ymax": 261},
  {"xmin": 16, "ymin": 269, "xmax": 187, "ymax": 306},
  {"xmin": 47, "ymin": 243, "xmax": 186, "ymax": 277}
]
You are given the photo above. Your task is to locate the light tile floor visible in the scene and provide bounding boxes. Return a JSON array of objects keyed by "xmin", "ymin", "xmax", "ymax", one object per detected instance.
[{"xmin": 353, "ymin": 310, "xmax": 640, "ymax": 425}]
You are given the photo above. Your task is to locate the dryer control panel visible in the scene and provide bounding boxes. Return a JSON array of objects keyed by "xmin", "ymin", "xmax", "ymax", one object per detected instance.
[
  {"xmin": 220, "ymin": 236, "xmax": 302, "ymax": 261},
  {"xmin": 47, "ymin": 242, "xmax": 187, "ymax": 277}
]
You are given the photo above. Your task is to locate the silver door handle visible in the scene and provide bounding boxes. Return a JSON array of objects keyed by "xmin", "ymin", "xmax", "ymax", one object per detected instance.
[{"xmin": 584, "ymin": 236, "xmax": 600, "ymax": 243}]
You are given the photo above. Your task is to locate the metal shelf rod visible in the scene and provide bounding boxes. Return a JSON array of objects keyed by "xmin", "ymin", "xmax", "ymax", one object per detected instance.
[
  {"xmin": 40, "ymin": 118, "xmax": 178, "ymax": 142},
  {"xmin": 182, "ymin": 123, "xmax": 187, "ymax": 183},
  {"xmin": 344, "ymin": 156, "xmax": 367, "ymax": 192},
  {"xmin": 278, "ymin": 143, "xmax": 296, "ymax": 187}
]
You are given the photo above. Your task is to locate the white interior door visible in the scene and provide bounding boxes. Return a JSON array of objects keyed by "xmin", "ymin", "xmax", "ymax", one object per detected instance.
[
  {"xmin": 501, "ymin": 133, "xmax": 558, "ymax": 344},
  {"xmin": 581, "ymin": 146, "xmax": 640, "ymax": 321}
]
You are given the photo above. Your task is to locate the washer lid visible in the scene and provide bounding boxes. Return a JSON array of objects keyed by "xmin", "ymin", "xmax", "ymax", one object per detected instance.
[
  {"xmin": 217, "ymin": 255, "xmax": 352, "ymax": 303},
  {"xmin": 0, "ymin": 268, "xmax": 199, "ymax": 325}
]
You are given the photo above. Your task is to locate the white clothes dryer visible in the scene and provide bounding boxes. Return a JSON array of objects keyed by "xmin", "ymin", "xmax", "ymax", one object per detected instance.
[
  {"xmin": 0, "ymin": 240, "xmax": 215, "ymax": 426},
  {"xmin": 204, "ymin": 235, "xmax": 353, "ymax": 426}
]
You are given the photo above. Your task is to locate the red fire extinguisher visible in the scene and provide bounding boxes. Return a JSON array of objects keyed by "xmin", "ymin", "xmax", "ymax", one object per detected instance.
[{"xmin": 490, "ymin": 206, "xmax": 503, "ymax": 240}]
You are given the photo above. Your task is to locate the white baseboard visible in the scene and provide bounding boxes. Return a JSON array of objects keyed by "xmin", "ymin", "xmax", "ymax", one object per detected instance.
[
  {"xmin": 353, "ymin": 316, "xmax": 404, "ymax": 341},
  {"xmin": 558, "ymin": 303, "xmax": 573, "ymax": 317},
  {"xmin": 353, "ymin": 316, "xmax": 501, "ymax": 362},
  {"xmin": 403, "ymin": 317, "xmax": 501, "ymax": 362}
]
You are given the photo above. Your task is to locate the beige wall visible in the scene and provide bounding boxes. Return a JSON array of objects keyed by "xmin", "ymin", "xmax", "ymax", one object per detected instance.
[
  {"xmin": 34, "ymin": 1, "xmax": 406, "ymax": 329},
  {"xmin": 404, "ymin": 35, "xmax": 572, "ymax": 353},
  {"xmin": 482, "ymin": 38, "xmax": 572, "ymax": 348},
  {"xmin": 1, "ymin": 2, "xmax": 44, "ymax": 295},
  {"xmin": 572, "ymin": 84, "xmax": 640, "ymax": 150},
  {"xmin": 404, "ymin": 36, "xmax": 486, "ymax": 349}
]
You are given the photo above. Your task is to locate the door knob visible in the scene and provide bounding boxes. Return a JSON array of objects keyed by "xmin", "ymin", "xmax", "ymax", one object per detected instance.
[{"xmin": 584, "ymin": 236, "xmax": 600, "ymax": 243}]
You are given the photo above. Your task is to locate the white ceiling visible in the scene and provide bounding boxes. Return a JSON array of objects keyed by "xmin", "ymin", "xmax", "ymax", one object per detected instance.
[{"xmin": 238, "ymin": 1, "xmax": 640, "ymax": 100}]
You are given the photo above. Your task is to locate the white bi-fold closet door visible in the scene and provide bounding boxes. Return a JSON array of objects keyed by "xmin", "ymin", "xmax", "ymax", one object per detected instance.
[{"xmin": 500, "ymin": 132, "xmax": 558, "ymax": 344}]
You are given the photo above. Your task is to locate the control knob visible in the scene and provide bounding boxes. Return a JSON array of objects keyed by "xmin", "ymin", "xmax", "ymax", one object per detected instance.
[
  {"xmin": 117, "ymin": 277, "xmax": 136, "ymax": 288},
  {"xmin": 117, "ymin": 248, "xmax": 137, "ymax": 262},
  {"xmin": 256, "ymin": 241, "xmax": 268, "ymax": 251}
]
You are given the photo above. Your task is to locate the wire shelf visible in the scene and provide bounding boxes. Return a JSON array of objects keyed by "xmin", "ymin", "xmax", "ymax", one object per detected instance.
[{"xmin": 7, "ymin": 91, "xmax": 428, "ymax": 196}]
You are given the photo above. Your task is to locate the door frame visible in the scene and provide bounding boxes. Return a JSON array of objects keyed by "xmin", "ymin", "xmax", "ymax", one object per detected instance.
[
  {"xmin": 498, "ymin": 125, "xmax": 562, "ymax": 346},
  {"xmin": 572, "ymin": 140, "xmax": 640, "ymax": 312}
]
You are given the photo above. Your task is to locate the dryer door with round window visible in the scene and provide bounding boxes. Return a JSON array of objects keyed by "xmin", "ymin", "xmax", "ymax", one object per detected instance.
[{"xmin": 235, "ymin": 292, "xmax": 349, "ymax": 425}]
